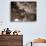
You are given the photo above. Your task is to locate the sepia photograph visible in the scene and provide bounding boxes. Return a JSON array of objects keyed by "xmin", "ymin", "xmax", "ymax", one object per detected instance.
[{"xmin": 10, "ymin": 2, "xmax": 37, "ymax": 22}]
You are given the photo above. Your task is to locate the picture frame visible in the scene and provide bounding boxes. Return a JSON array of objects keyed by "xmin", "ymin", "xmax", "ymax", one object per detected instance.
[{"xmin": 10, "ymin": 1, "xmax": 37, "ymax": 22}]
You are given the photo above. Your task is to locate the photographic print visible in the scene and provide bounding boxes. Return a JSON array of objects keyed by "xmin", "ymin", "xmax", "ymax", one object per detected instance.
[{"xmin": 10, "ymin": 1, "xmax": 37, "ymax": 22}]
